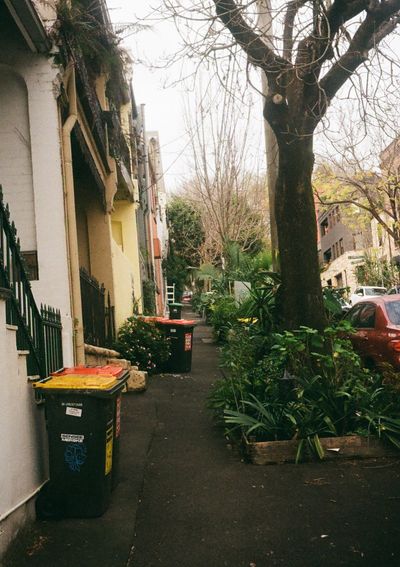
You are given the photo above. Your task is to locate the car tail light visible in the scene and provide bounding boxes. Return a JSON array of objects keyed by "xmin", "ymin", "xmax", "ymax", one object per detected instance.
[{"xmin": 389, "ymin": 340, "xmax": 400, "ymax": 352}]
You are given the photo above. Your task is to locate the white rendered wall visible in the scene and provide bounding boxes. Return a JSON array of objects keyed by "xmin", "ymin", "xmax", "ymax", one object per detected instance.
[
  {"xmin": 0, "ymin": 46, "xmax": 74, "ymax": 365},
  {"xmin": 0, "ymin": 298, "xmax": 48, "ymax": 556},
  {"xmin": 0, "ymin": 69, "xmax": 37, "ymax": 250}
]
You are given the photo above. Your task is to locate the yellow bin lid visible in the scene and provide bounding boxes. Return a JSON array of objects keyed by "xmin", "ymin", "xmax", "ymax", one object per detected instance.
[{"xmin": 34, "ymin": 374, "xmax": 119, "ymax": 390}]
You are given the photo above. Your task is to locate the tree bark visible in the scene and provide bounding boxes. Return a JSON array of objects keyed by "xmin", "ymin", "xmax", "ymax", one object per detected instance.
[{"xmin": 275, "ymin": 135, "xmax": 327, "ymax": 330}]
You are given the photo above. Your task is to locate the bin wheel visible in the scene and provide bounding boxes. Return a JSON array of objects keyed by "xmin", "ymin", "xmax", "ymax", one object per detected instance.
[{"xmin": 35, "ymin": 484, "xmax": 65, "ymax": 520}]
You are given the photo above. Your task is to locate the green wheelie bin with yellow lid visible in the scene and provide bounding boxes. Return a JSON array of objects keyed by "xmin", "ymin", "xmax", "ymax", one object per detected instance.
[{"xmin": 33, "ymin": 367, "xmax": 128, "ymax": 519}]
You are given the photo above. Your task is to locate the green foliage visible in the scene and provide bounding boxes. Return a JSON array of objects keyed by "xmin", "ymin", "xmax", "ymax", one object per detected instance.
[
  {"xmin": 190, "ymin": 290, "xmax": 205, "ymax": 314},
  {"xmin": 142, "ymin": 280, "xmax": 156, "ymax": 315},
  {"xmin": 163, "ymin": 248, "xmax": 188, "ymax": 302},
  {"xmin": 167, "ymin": 197, "xmax": 204, "ymax": 268},
  {"xmin": 313, "ymin": 165, "xmax": 372, "ymax": 232},
  {"xmin": 356, "ymin": 253, "xmax": 400, "ymax": 288},
  {"xmin": 208, "ymin": 326, "xmax": 268, "ymax": 415},
  {"xmin": 166, "ymin": 197, "xmax": 204, "ymax": 297},
  {"xmin": 322, "ymin": 286, "xmax": 349, "ymax": 322},
  {"xmin": 209, "ymin": 322, "xmax": 400, "ymax": 461},
  {"xmin": 223, "ymin": 242, "xmax": 272, "ymax": 285},
  {"xmin": 209, "ymin": 295, "xmax": 238, "ymax": 342},
  {"xmin": 237, "ymin": 272, "xmax": 281, "ymax": 334},
  {"xmin": 57, "ymin": 0, "xmax": 122, "ymax": 74},
  {"xmin": 115, "ymin": 317, "xmax": 170, "ymax": 373}
]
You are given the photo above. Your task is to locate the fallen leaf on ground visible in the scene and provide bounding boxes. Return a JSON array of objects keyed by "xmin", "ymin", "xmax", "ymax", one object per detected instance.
[
  {"xmin": 304, "ymin": 478, "xmax": 330, "ymax": 485},
  {"xmin": 26, "ymin": 536, "xmax": 49, "ymax": 556}
]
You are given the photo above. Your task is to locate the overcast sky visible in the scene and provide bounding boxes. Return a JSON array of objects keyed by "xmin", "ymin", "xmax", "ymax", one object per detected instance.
[
  {"xmin": 106, "ymin": 0, "xmax": 266, "ymax": 194},
  {"xmin": 106, "ymin": 0, "xmax": 200, "ymax": 193}
]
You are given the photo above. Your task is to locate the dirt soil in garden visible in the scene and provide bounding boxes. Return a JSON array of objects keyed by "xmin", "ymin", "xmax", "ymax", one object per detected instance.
[{"xmin": 3, "ymin": 308, "xmax": 400, "ymax": 567}]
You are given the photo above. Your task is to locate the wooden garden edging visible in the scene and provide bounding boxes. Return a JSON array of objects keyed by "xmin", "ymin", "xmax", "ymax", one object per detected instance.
[{"xmin": 245, "ymin": 435, "xmax": 400, "ymax": 465}]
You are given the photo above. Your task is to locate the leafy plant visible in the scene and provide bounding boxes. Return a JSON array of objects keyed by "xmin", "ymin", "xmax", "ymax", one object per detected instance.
[
  {"xmin": 115, "ymin": 317, "xmax": 170, "ymax": 373},
  {"xmin": 355, "ymin": 252, "xmax": 399, "ymax": 288},
  {"xmin": 209, "ymin": 322, "xmax": 400, "ymax": 461},
  {"xmin": 237, "ymin": 271, "xmax": 281, "ymax": 333},
  {"xmin": 57, "ymin": 0, "xmax": 122, "ymax": 73},
  {"xmin": 142, "ymin": 280, "xmax": 156, "ymax": 315},
  {"xmin": 209, "ymin": 295, "xmax": 238, "ymax": 342},
  {"xmin": 322, "ymin": 286, "xmax": 348, "ymax": 322}
]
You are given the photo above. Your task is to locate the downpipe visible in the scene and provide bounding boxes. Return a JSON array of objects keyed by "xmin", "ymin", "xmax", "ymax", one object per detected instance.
[{"xmin": 61, "ymin": 64, "xmax": 85, "ymax": 365}]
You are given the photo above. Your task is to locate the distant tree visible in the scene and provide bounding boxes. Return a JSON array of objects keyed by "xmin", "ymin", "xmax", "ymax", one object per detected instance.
[
  {"xmin": 315, "ymin": 142, "xmax": 400, "ymax": 248},
  {"xmin": 181, "ymin": 77, "xmax": 269, "ymax": 264},
  {"xmin": 314, "ymin": 165, "xmax": 372, "ymax": 228},
  {"xmin": 165, "ymin": 197, "xmax": 204, "ymax": 298},
  {"xmin": 163, "ymin": 244, "xmax": 189, "ymax": 301},
  {"xmin": 355, "ymin": 252, "xmax": 400, "ymax": 288},
  {"xmin": 167, "ymin": 196, "xmax": 204, "ymax": 268}
]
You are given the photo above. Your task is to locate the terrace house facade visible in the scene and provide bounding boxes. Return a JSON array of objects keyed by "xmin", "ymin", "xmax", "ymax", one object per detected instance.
[{"xmin": 0, "ymin": 0, "xmax": 164, "ymax": 555}]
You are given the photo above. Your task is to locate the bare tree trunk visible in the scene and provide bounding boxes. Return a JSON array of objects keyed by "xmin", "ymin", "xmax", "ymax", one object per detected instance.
[
  {"xmin": 261, "ymin": 72, "xmax": 279, "ymax": 270},
  {"xmin": 275, "ymin": 136, "xmax": 327, "ymax": 330},
  {"xmin": 257, "ymin": 0, "xmax": 279, "ymax": 270}
]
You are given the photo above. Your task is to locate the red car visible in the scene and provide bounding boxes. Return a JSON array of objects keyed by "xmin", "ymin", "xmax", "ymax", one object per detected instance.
[{"xmin": 345, "ymin": 295, "xmax": 400, "ymax": 369}]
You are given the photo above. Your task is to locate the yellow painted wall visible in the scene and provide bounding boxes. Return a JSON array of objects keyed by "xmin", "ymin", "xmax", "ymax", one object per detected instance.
[
  {"xmin": 112, "ymin": 239, "xmax": 136, "ymax": 328},
  {"xmin": 111, "ymin": 200, "xmax": 143, "ymax": 328},
  {"xmin": 86, "ymin": 204, "xmax": 115, "ymax": 301}
]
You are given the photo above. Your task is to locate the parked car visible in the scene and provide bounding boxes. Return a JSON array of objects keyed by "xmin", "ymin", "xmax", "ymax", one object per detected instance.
[
  {"xmin": 339, "ymin": 297, "xmax": 352, "ymax": 313},
  {"xmin": 350, "ymin": 286, "xmax": 387, "ymax": 305},
  {"xmin": 345, "ymin": 295, "xmax": 400, "ymax": 369},
  {"xmin": 387, "ymin": 285, "xmax": 400, "ymax": 295}
]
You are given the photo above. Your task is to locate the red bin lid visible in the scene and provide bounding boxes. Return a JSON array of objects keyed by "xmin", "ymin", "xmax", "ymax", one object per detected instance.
[
  {"xmin": 157, "ymin": 319, "xmax": 197, "ymax": 326},
  {"xmin": 51, "ymin": 365, "xmax": 126, "ymax": 377}
]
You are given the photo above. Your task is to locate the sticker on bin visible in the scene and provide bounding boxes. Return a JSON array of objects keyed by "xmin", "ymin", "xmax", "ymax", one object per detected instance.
[
  {"xmin": 184, "ymin": 333, "xmax": 192, "ymax": 351},
  {"xmin": 64, "ymin": 443, "xmax": 87, "ymax": 472},
  {"xmin": 116, "ymin": 395, "xmax": 121, "ymax": 438},
  {"xmin": 66, "ymin": 406, "xmax": 82, "ymax": 418},
  {"xmin": 61, "ymin": 433, "xmax": 84, "ymax": 443},
  {"xmin": 105, "ymin": 423, "xmax": 113, "ymax": 475}
]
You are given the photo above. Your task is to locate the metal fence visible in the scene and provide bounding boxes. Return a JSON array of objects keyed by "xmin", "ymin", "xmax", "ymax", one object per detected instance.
[
  {"xmin": 80, "ymin": 267, "xmax": 115, "ymax": 347},
  {"xmin": 41, "ymin": 305, "xmax": 63, "ymax": 377},
  {"xmin": 0, "ymin": 185, "xmax": 63, "ymax": 377}
]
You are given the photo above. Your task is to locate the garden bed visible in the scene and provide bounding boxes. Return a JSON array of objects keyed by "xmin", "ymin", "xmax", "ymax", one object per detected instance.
[{"xmin": 245, "ymin": 435, "xmax": 400, "ymax": 465}]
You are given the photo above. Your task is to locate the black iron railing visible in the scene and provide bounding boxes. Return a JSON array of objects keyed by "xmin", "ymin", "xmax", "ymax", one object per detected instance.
[
  {"xmin": 80, "ymin": 267, "xmax": 115, "ymax": 347},
  {"xmin": 105, "ymin": 290, "xmax": 116, "ymax": 346},
  {"xmin": 41, "ymin": 305, "xmax": 63, "ymax": 377},
  {"xmin": 0, "ymin": 186, "xmax": 63, "ymax": 377}
]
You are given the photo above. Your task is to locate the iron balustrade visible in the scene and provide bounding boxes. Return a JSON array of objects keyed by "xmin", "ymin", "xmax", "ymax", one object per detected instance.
[
  {"xmin": 0, "ymin": 186, "xmax": 63, "ymax": 377},
  {"xmin": 41, "ymin": 305, "xmax": 63, "ymax": 378},
  {"xmin": 80, "ymin": 268, "xmax": 115, "ymax": 347}
]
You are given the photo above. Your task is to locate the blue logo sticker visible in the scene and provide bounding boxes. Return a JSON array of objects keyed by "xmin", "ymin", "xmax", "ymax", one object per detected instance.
[{"xmin": 64, "ymin": 443, "xmax": 87, "ymax": 472}]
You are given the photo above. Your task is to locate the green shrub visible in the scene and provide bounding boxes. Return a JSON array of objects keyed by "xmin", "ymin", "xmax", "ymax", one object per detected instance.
[
  {"xmin": 237, "ymin": 272, "xmax": 280, "ymax": 334},
  {"xmin": 191, "ymin": 290, "xmax": 203, "ymax": 314},
  {"xmin": 208, "ymin": 325, "xmax": 268, "ymax": 416},
  {"xmin": 209, "ymin": 322, "xmax": 400, "ymax": 460},
  {"xmin": 115, "ymin": 317, "xmax": 170, "ymax": 373},
  {"xmin": 209, "ymin": 295, "xmax": 238, "ymax": 342},
  {"xmin": 142, "ymin": 280, "xmax": 156, "ymax": 315}
]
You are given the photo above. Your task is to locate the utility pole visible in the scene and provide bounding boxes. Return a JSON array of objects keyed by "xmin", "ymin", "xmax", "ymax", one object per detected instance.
[{"xmin": 257, "ymin": 0, "xmax": 279, "ymax": 270}]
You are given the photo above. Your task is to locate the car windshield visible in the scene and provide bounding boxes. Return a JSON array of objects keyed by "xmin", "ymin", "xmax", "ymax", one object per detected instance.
[
  {"xmin": 365, "ymin": 288, "xmax": 386, "ymax": 296},
  {"xmin": 385, "ymin": 300, "xmax": 400, "ymax": 325}
]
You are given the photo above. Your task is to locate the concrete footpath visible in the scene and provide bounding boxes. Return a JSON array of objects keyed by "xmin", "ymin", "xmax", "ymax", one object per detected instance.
[{"xmin": 3, "ymin": 313, "xmax": 400, "ymax": 567}]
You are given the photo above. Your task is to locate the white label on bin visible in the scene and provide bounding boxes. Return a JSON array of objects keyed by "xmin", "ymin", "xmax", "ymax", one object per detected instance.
[
  {"xmin": 66, "ymin": 407, "xmax": 82, "ymax": 418},
  {"xmin": 61, "ymin": 433, "xmax": 84, "ymax": 443},
  {"xmin": 170, "ymin": 329, "xmax": 177, "ymax": 333}
]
